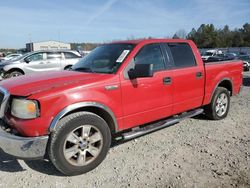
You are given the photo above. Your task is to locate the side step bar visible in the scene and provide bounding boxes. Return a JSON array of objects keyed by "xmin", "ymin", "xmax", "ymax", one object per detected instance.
[{"xmin": 121, "ymin": 108, "xmax": 203, "ymax": 140}]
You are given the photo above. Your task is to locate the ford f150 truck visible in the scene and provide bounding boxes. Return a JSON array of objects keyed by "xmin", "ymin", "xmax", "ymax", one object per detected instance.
[{"xmin": 0, "ymin": 39, "xmax": 242, "ymax": 175}]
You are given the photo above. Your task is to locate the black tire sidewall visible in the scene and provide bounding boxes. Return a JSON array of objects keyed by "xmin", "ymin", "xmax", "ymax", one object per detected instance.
[{"xmin": 50, "ymin": 112, "xmax": 111, "ymax": 176}]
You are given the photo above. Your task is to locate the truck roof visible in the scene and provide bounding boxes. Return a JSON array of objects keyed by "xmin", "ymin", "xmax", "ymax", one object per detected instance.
[{"xmin": 111, "ymin": 38, "xmax": 193, "ymax": 45}]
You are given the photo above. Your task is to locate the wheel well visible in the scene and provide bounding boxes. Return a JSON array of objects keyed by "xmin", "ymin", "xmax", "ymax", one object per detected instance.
[
  {"xmin": 218, "ymin": 80, "xmax": 233, "ymax": 96},
  {"xmin": 6, "ymin": 68, "xmax": 25, "ymax": 75},
  {"xmin": 64, "ymin": 107, "xmax": 116, "ymax": 134}
]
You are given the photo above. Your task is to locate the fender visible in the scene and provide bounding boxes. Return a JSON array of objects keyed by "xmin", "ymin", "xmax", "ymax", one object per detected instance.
[
  {"xmin": 209, "ymin": 78, "xmax": 233, "ymax": 103},
  {"xmin": 49, "ymin": 101, "xmax": 118, "ymax": 132}
]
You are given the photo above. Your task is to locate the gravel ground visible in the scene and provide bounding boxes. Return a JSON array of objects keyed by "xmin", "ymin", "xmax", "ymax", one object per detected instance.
[{"xmin": 0, "ymin": 72, "xmax": 250, "ymax": 188}]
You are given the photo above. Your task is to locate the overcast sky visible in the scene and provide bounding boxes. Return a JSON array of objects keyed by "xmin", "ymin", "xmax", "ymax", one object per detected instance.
[{"xmin": 0, "ymin": 0, "xmax": 249, "ymax": 48}]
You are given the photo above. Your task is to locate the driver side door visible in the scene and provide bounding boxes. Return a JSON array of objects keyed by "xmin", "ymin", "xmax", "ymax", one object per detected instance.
[{"xmin": 120, "ymin": 43, "xmax": 173, "ymax": 130}]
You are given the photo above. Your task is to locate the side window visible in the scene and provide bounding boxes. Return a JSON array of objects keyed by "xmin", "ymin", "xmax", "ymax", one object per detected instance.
[
  {"xmin": 26, "ymin": 53, "xmax": 43, "ymax": 62},
  {"xmin": 64, "ymin": 52, "xmax": 80, "ymax": 59},
  {"xmin": 168, "ymin": 43, "xmax": 196, "ymax": 68},
  {"xmin": 46, "ymin": 52, "xmax": 62, "ymax": 60},
  {"xmin": 134, "ymin": 44, "xmax": 165, "ymax": 72}
]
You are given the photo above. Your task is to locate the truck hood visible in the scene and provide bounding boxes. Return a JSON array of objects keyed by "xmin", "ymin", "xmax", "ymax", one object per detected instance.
[{"xmin": 0, "ymin": 71, "xmax": 112, "ymax": 96}]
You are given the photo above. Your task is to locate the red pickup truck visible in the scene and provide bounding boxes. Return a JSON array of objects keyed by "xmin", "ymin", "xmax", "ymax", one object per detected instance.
[{"xmin": 0, "ymin": 39, "xmax": 242, "ymax": 175}]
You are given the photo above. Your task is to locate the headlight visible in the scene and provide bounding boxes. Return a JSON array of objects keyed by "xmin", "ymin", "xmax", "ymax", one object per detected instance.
[{"xmin": 11, "ymin": 98, "xmax": 40, "ymax": 119}]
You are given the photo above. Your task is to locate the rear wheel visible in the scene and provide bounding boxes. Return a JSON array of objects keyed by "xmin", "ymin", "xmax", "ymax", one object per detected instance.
[
  {"xmin": 204, "ymin": 87, "xmax": 230, "ymax": 120},
  {"xmin": 48, "ymin": 112, "xmax": 111, "ymax": 176}
]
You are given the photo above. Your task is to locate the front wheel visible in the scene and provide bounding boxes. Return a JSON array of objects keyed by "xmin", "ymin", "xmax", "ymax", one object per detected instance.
[
  {"xmin": 48, "ymin": 112, "xmax": 111, "ymax": 176},
  {"xmin": 204, "ymin": 87, "xmax": 230, "ymax": 120}
]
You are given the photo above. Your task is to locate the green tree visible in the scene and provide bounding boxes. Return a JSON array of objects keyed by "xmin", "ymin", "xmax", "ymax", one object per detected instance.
[
  {"xmin": 186, "ymin": 23, "xmax": 250, "ymax": 48},
  {"xmin": 241, "ymin": 23, "xmax": 250, "ymax": 46}
]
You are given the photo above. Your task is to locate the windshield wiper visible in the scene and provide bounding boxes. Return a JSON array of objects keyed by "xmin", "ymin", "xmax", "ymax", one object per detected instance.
[{"xmin": 72, "ymin": 67, "xmax": 93, "ymax": 73}]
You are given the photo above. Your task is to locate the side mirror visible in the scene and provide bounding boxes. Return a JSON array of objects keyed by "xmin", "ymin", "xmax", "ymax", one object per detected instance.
[
  {"xmin": 24, "ymin": 58, "xmax": 30, "ymax": 63},
  {"xmin": 128, "ymin": 64, "xmax": 154, "ymax": 79}
]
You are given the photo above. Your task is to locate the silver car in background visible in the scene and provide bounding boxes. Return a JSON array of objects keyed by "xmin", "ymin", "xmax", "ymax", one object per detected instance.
[
  {"xmin": 0, "ymin": 50, "xmax": 81, "ymax": 79},
  {"xmin": 0, "ymin": 53, "xmax": 22, "ymax": 62}
]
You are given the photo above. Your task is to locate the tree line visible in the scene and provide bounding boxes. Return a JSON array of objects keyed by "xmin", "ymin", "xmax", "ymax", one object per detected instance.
[{"xmin": 174, "ymin": 23, "xmax": 250, "ymax": 48}]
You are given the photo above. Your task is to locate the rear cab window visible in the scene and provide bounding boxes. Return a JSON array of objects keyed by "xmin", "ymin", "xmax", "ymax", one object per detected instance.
[{"xmin": 166, "ymin": 43, "xmax": 197, "ymax": 68}]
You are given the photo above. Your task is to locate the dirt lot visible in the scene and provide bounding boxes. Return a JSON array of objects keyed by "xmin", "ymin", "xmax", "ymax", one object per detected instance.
[{"xmin": 0, "ymin": 72, "xmax": 249, "ymax": 188}]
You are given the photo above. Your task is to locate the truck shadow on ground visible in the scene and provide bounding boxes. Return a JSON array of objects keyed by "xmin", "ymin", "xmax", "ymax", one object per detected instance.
[
  {"xmin": 0, "ymin": 140, "xmax": 137, "ymax": 176},
  {"xmin": 0, "ymin": 113, "xmax": 215, "ymax": 176},
  {"xmin": 0, "ymin": 149, "xmax": 25, "ymax": 173},
  {"xmin": 0, "ymin": 149, "xmax": 62, "ymax": 176},
  {"xmin": 243, "ymin": 76, "xmax": 250, "ymax": 87}
]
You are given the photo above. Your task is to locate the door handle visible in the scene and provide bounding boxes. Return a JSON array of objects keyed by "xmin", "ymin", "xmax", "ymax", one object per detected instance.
[
  {"xmin": 196, "ymin": 72, "xmax": 203, "ymax": 79},
  {"xmin": 39, "ymin": 62, "xmax": 45, "ymax": 64},
  {"xmin": 163, "ymin": 77, "xmax": 172, "ymax": 85}
]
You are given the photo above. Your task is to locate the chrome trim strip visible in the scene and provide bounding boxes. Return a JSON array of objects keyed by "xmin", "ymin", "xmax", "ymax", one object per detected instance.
[
  {"xmin": 0, "ymin": 87, "xmax": 10, "ymax": 118},
  {"xmin": 49, "ymin": 102, "xmax": 118, "ymax": 132},
  {"xmin": 122, "ymin": 108, "xmax": 204, "ymax": 140}
]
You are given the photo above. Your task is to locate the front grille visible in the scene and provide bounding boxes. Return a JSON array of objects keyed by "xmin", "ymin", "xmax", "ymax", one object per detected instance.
[{"xmin": 0, "ymin": 87, "xmax": 10, "ymax": 118}]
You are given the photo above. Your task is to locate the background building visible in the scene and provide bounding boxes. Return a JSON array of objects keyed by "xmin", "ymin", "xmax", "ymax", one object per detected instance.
[{"xmin": 26, "ymin": 40, "xmax": 71, "ymax": 52}]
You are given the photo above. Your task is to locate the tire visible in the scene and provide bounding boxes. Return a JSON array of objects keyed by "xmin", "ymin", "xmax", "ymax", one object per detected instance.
[
  {"xmin": 204, "ymin": 87, "xmax": 230, "ymax": 120},
  {"xmin": 48, "ymin": 112, "xmax": 111, "ymax": 176},
  {"xmin": 64, "ymin": 65, "xmax": 72, "ymax": 70},
  {"xmin": 6, "ymin": 71, "xmax": 23, "ymax": 78}
]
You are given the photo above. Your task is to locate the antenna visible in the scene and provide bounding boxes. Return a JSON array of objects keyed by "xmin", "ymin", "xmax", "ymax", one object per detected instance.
[
  {"xmin": 28, "ymin": 33, "xmax": 32, "ymax": 43},
  {"xmin": 58, "ymin": 30, "xmax": 61, "ymax": 48}
]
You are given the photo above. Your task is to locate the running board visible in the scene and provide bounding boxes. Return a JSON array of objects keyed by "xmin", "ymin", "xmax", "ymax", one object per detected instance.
[{"xmin": 121, "ymin": 108, "xmax": 203, "ymax": 140}]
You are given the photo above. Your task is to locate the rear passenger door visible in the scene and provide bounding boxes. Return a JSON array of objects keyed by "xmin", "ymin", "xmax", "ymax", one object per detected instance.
[
  {"xmin": 45, "ymin": 52, "xmax": 62, "ymax": 71},
  {"xmin": 164, "ymin": 43, "xmax": 205, "ymax": 114}
]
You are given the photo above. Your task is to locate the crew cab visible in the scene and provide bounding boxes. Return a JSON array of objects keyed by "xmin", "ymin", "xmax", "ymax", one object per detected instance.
[{"xmin": 0, "ymin": 39, "xmax": 242, "ymax": 175}]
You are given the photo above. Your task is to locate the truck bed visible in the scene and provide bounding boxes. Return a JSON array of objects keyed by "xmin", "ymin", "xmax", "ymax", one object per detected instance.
[{"xmin": 203, "ymin": 60, "xmax": 243, "ymax": 105}]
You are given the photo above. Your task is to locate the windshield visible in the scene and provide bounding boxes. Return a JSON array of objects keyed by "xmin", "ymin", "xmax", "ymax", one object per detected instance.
[
  {"xmin": 10, "ymin": 52, "xmax": 32, "ymax": 61},
  {"xmin": 71, "ymin": 43, "xmax": 135, "ymax": 74}
]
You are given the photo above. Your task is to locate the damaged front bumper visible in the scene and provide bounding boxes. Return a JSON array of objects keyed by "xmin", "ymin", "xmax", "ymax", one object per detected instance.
[
  {"xmin": 0, "ymin": 123, "xmax": 48, "ymax": 159},
  {"xmin": 0, "ymin": 86, "xmax": 48, "ymax": 159}
]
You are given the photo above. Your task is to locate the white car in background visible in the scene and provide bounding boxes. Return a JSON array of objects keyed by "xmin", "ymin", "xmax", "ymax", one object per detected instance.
[{"xmin": 201, "ymin": 49, "xmax": 223, "ymax": 61}]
